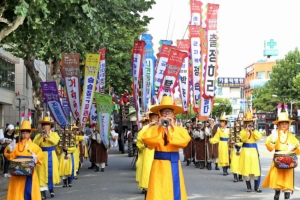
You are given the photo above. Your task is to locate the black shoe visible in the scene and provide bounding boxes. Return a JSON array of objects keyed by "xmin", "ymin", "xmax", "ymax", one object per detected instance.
[
  {"xmin": 206, "ymin": 162, "xmax": 212, "ymax": 170},
  {"xmin": 74, "ymin": 176, "xmax": 78, "ymax": 180},
  {"xmin": 76, "ymin": 170, "xmax": 79, "ymax": 174},
  {"xmin": 246, "ymin": 181, "xmax": 252, "ymax": 192},
  {"xmin": 238, "ymin": 174, "xmax": 243, "ymax": 182},
  {"xmin": 186, "ymin": 160, "xmax": 191, "ymax": 166},
  {"xmin": 101, "ymin": 168, "xmax": 104, "ymax": 172},
  {"xmin": 195, "ymin": 162, "xmax": 200, "ymax": 168},
  {"xmin": 41, "ymin": 191, "xmax": 47, "ymax": 199},
  {"xmin": 105, "ymin": 163, "xmax": 108, "ymax": 166},
  {"xmin": 199, "ymin": 161, "xmax": 205, "ymax": 169},
  {"xmin": 63, "ymin": 179, "xmax": 68, "ymax": 187},
  {"xmin": 141, "ymin": 189, "xmax": 146, "ymax": 194},
  {"xmin": 274, "ymin": 190, "xmax": 280, "ymax": 200},
  {"xmin": 284, "ymin": 192, "xmax": 290, "ymax": 199},
  {"xmin": 233, "ymin": 174, "xmax": 238, "ymax": 182},
  {"xmin": 49, "ymin": 189, "xmax": 54, "ymax": 198},
  {"xmin": 94, "ymin": 166, "xmax": 100, "ymax": 172},
  {"xmin": 222, "ymin": 167, "xmax": 228, "ymax": 176},
  {"xmin": 67, "ymin": 178, "xmax": 72, "ymax": 187},
  {"xmin": 88, "ymin": 163, "xmax": 96, "ymax": 169},
  {"xmin": 254, "ymin": 180, "xmax": 262, "ymax": 193},
  {"xmin": 215, "ymin": 163, "xmax": 220, "ymax": 170}
]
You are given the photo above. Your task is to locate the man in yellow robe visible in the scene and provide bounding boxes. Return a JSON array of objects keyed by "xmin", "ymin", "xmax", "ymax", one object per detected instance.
[
  {"xmin": 5, "ymin": 120, "xmax": 44, "ymax": 200},
  {"xmin": 72, "ymin": 124, "xmax": 84, "ymax": 178},
  {"xmin": 262, "ymin": 111, "xmax": 300, "ymax": 200},
  {"xmin": 239, "ymin": 112, "xmax": 262, "ymax": 193},
  {"xmin": 209, "ymin": 115, "xmax": 230, "ymax": 176},
  {"xmin": 33, "ymin": 117, "xmax": 60, "ymax": 199},
  {"xmin": 142, "ymin": 96, "xmax": 190, "ymax": 200}
]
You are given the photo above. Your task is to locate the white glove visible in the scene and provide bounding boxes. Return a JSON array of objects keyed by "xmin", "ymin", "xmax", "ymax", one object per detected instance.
[
  {"xmin": 271, "ymin": 129, "xmax": 278, "ymax": 142},
  {"xmin": 8, "ymin": 139, "xmax": 16, "ymax": 152},
  {"xmin": 287, "ymin": 143, "xmax": 296, "ymax": 152},
  {"xmin": 32, "ymin": 152, "xmax": 38, "ymax": 164}
]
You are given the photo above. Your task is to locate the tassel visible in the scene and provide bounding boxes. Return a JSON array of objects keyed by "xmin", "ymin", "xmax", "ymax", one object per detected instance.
[
  {"xmin": 284, "ymin": 104, "xmax": 288, "ymax": 115},
  {"xmin": 28, "ymin": 111, "xmax": 32, "ymax": 124},
  {"xmin": 277, "ymin": 104, "xmax": 282, "ymax": 115},
  {"xmin": 21, "ymin": 112, "xmax": 25, "ymax": 123}
]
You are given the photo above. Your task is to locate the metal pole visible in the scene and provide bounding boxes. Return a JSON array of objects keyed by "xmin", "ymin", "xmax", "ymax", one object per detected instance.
[
  {"xmin": 18, "ymin": 99, "xmax": 21, "ymax": 124},
  {"xmin": 290, "ymin": 101, "xmax": 293, "ymax": 117}
]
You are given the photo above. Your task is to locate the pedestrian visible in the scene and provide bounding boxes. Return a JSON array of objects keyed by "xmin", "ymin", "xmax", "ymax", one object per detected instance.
[
  {"xmin": 183, "ymin": 121, "xmax": 195, "ymax": 166},
  {"xmin": 239, "ymin": 111, "xmax": 262, "ymax": 193},
  {"xmin": 209, "ymin": 115, "xmax": 230, "ymax": 175},
  {"xmin": 4, "ymin": 120, "xmax": 44, "ymax": 200},
  {"xmin": 192, "ymin": 121, "xmax": 205, "ymax": 169},
  {"xmin": 33, "ymin": 116, "xmax": 61, "ymax": 199},
  {"xmin": 261, "ymin": 108, "xmax": 300, "ymax": 200},
  {"xmin": 142, "ymin": 96, "xmax": 190, "ymax": 200},
  {"xmin": 1, "ymin": 124, "xmax": 15, "ymax": 178}
]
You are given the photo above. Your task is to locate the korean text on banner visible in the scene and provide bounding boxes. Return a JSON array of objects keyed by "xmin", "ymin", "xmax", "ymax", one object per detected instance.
[
  {"xmin": 90, "ymin": 103, "xmax": 97, "ymax": 126},
  {"xmin": 189, "ymin": 25, "xmax": 201, "ymax": 111},
  {"xmin": 190, "ymin": 0, "xmax": 202, "ymax": 26},
  {"xmin": 154, "ymin": 44, "xmax": 172, "ymax": 101},
  {"xmin": 141, "ymin": 34, "xmax": 155, "ymax": 111},
  {"xmin": 96, "ymin": 48, "xmax": 106, "ymax": 94},
  {"xmin": 62, "ymin": 53, "xmax": 81, "ymax": 121},
  {"xmin": 157, "ymin": 49, "xmax": 188, "ymax": 101},
  {"xmin": 41, "ymin": 82, "xmax": 69, "ymax": 126},
  {"xmin": 95, "ymin": 93, "xmax": 112, "ymax": 149},
  {"xmin": 62, "ymin": 97, "xmax": 71, "ymax": 122},
  {"xmin": 132, "ymin": 41, "xmax": 146, "ymax": 130},
  {"xmin": 177, "ymin": 39, "xmax": 190, "ymax": 113},
  {"xmin": 80, "ymin": 53, "xmax": 100, "ymax": 129}
]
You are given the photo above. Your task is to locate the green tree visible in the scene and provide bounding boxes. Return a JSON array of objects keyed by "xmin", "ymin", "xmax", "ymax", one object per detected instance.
[
  {"xmin": 211, "ymin": 97, "xmax": 232, "ymax": 118},
  {"xmin": 1, "ymin": 0, "xmax": 155, "ymax": 122},
  {"xmin": 268, "ymin": 48, "xmax": 300, "ymax": 102},
  {"xmin": 251, "ymin": 82, "xmax": 278, "ymax": 112}
]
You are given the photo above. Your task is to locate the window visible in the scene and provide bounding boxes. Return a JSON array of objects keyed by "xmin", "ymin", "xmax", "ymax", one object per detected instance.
[
  {"xmin": 256, "ymin": 72, "xmax": 265, "ymax": 79},
  {"xmin": 0, "ymin": 58, "xmax": 15, "ymax": 91},
  {"xmin": 217, "ymin": 87, "xmax": 222, "ymax": 95}
]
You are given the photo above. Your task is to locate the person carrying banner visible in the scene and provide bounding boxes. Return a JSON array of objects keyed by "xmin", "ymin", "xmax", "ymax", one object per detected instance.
[
  {"xmin": 135, "ymin": 116, "xmax": 149, "ymax": 193},
  {"xmin": 261, "ymin": 107, "xmax": 300, "ymax": 200},
  {"xmin": 239, "ymin": 111, "xmax": 262, "ymax": 193},
  {"xmin": 183, "ymin": 121, "xmax": 194, "ymax": 166},
  {"xmin": 4, "ymin": 120, "xmax": 44, "ymax": 200},
  {"xmin": 209, "ymin": 115, "xmax": 230, "ymax": 175},
  {"xmin": 193, "ymin": 121, "xmax": 206, "ymax": 169},
  {"xmin": 142, "ymin": 96, "xmax": 190, "ymax": 200},
  {"xmin": 33, "ymin": 116, "xmax": 61, "ymax": 199},
  {"xmin": 205, "ymin": 119, "xmax": 220, "ymax": 170},
  {"xmin": 139, "ymin": 110, "xmax": 159, "ymax": 197}
]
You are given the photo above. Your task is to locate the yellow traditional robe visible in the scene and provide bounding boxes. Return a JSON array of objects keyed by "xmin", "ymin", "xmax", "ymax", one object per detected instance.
[
  {"xmin": 135, "ymin": 125, "xmax": 148, "ymax": 184},
  {"xmin": 262, "ymin": 131, "xmax": 300, "ymax": 191},
  {"xmin": 142, "ymin": 125, "xmax": 190, "ymax": 200},
  {"xmin": 74, "ymin": 135, "xmax": 84, "ymax": 172},
  {"xmin": 210, "ymin": 127, "xmax": 230, "ymax": 166},
  {"xmin": 33, "ymin": 132, "xmax": 61, "ymax": 187},
  {"xmin": 230, "ymin": 142, "xmax": 242, "ymax": 173},
  {"xmin": 57, "ymin": 146, "xmax": 76, "ymax": 177},
  {"xmin": 5, "ymin": 139, "xmax": 44, "ymax": 200},
  {"xmin": 239, "ymin": 129, "xmax": 262, "ymax": 177}
]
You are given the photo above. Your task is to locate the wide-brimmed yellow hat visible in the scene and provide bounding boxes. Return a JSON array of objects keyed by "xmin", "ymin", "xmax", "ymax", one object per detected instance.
[
  {"xmin": 273, "ymin": 112, "xmax": 295, "ymax": 125},
  {"xmin": 243, "ymin": 112, "xmax": 257, "ymax": 122},
  {"xmin": 18, "ymin": 120, "xmax": 38, "ymax": 132},
  {"xmin": 38, "ymin": 116, "xmax": 55, "ymax": 124},
  {"xmin": 218, "ymin": 115, "xmax": 229, "ymax": 122},
  {"xmin": 139, "ymin": 116, "xmax": 149, "ymax": 123},
  {"xmin": 150, "ymin": 96, "xmax": 183, "ymax": 114}
]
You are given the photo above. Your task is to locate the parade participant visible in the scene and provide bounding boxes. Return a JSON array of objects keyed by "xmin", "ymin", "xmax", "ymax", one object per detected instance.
[
  {"xmin": 72, "ymin": 123, "xmax": 84, "ymax": 178},
  {"xmin": 4, "ymin": 120, "xmax": 44, "ymax": 200},
  {"xmin": 139, "ymin": 110, "xmax": 159, "ymax": 197},
  {"xmin": 1, "ymin": 124, "xmax": 15, "ymax": 178},
  {"xmin": 142, "ymin": 96, "xmax": 190, "ymax": 200},
  {"xmin": 135, "ymin": 116, "xmax": 149, "ymax": 193},
  {"xmin": 89, "ymin": 125, "xmax": 108, "ymax": 172},
  {"xmin": 239, "ymin": 111, "xmax": 262, "ymax": 193},
  {"xmin": 183, "ymin": 121, "xmax": 194, "ymax": 166},
  {"xmin": 193, "ymin": 122, "xmax": 206, "ymax": 169},
  {"xmin": 33, "ymin": 116, "xmax": 60, "ymax": 198},
  {"xmin": 56, "ymin": 128, "xmax": 76, "ymax": 188},
  {"xmin": 262, "ymin": 110, "xmax": 300, "ymax": 200},
  {"xmin": 228, "ymin": 122, "xmax": 243, "ymax": 182},
  {"xmin": 209, "ymin": 115, "xmax": 230, "ymax": 175},
  {"xmin": 205, "ymin": 118, "xmax": 220, "ymax": 170}
]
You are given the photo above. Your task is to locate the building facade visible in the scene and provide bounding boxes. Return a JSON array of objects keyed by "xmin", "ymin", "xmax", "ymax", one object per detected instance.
[{"xmin": 0, "ymin": 48, "xmax": 48, "ymax": 129}]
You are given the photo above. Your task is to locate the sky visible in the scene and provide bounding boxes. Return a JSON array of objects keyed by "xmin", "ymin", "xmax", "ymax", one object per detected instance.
[{"xmin": 144, "ymin": 0, "xmax": 300, "ymax": 77}]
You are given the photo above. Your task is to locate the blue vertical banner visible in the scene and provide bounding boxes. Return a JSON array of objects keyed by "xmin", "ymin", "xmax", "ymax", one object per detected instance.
[{"xmin": 141, "ymin": 34, "xmax": 156, "ymax": 111}]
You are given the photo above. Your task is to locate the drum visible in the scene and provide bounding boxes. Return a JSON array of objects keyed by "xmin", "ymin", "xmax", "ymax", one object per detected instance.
[
  {"xmin": 273, "ymin": 152, "xmax": 298, "ymax": 169},
  {"xmin": 9, "ymin": 158, "xmax": 35, "ymax": 176}
]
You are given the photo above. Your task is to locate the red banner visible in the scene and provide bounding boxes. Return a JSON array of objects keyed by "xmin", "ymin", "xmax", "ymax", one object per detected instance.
[
  {"xmin": 132, "ymin": 41, "xmax": 146, "ymax": 129},
  {"xmin": 190, "ymin": 0, "xmax": 202, "ymax": 26}
]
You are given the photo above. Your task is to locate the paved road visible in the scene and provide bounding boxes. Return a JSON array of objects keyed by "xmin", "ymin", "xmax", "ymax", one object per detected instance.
[{"xmin": 1, "ymin": 139, "xmax": 300, "ymax": 200}]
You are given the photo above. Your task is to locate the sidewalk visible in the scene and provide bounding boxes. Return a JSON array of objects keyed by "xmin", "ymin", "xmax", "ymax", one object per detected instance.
[{"xmin": 0, "ymin": 176, "xmax": 9, "ymax": 200}]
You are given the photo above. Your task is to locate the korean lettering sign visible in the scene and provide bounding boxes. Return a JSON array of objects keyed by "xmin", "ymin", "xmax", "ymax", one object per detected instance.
[{"xmin": 217, "ymin": 77, "xmax": 245, "ymax": 87}]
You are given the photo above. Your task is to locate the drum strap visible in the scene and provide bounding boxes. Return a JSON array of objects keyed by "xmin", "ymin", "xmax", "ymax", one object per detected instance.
[
  {"xmin": 41, "ymin": 146, "xmax": 55, "ymax": 190},
  {"xmin": 18, "ymin": 156, "xmax": 33, "ymax": 200},
  {"xmin": 242, "ymin": 143, "xmax": 261, "ymax": 186}
]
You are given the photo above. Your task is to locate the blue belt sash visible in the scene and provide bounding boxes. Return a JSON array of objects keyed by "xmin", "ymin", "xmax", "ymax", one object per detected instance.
[
  {"xmin": 41, "ymin": 146, "xmax": 55, "ymax": 190},
  {"xmin": 18, "ymin": 156, "xmax": 33, "ymax": 200},
  {"xmin": 220, "ymin": 137, "xmax": 228, "ymax": 141},
  {"xmin": 154, "ymin": 151, "xmax": 180, "ymax": 200},
  {"xmin": 242, "ymin": 143, "xmax": 261, "ymax": 186}
]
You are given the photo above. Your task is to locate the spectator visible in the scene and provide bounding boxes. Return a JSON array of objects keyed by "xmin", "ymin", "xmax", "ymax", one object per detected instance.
[{"xmin": 1, "ymin": 124, "xmax": 15, "ymax": 178}]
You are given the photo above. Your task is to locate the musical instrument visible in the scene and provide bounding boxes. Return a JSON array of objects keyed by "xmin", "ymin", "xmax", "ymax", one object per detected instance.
[
  {"xmin": 229, "ymin": 121, "xmax": 242, "ymax": 155},
  {"xmin": 58, "ymin": 129, "xmax": 76, "ymax": 159},
  {"xmin": 273, "ymin": 152, "xmax": 298, "ymax": 169},
  {"xmin": 9, "ymin": 158, "xmax": 35, "ymax": 176}
]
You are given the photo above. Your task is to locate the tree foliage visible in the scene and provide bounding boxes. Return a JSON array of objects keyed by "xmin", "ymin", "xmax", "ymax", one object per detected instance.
[{"xmin": 211, "ymin": 97, "xmax": 232, "ymax": 119}]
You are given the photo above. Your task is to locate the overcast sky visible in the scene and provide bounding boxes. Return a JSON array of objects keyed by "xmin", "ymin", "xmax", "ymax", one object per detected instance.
[{"xmin": 144, "ymin": 0, "xmax": 300, "ymax": 77}]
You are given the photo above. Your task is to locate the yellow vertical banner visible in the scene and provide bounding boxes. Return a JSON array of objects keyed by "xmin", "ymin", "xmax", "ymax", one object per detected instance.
[{"xmin": 79, "ymin": 53, "xmax": 100, "ymax": 128}]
